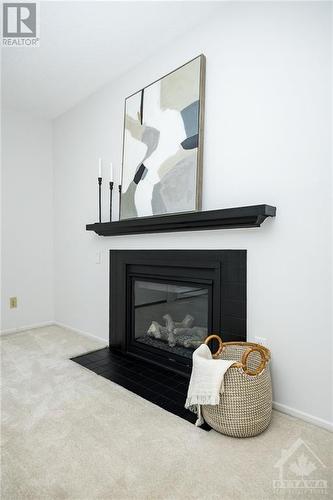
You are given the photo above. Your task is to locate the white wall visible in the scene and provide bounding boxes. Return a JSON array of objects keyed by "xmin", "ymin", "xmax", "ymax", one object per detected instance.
[
  {"xmin": 53, "ymin": 2, "xmax": 332, "ymax": 426},
  {"xmin": 1, "ymin": 110, "xmax": 54, "ymax": 332}
]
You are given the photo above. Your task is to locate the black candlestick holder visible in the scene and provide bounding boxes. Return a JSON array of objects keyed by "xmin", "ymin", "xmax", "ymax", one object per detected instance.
[
  {"xmin": 109, "ymin": 181, "xmax": 114, "ymax": 222},
  {"xmin": 118, "ymin": 184, "xmax": 122, "ymax": 220},
  {"xmin": 98, "ymin": 177, "xmax": 102, "ymax": 223}
]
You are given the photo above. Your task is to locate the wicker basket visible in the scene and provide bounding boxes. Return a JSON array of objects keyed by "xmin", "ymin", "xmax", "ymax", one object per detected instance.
[{"xmin": 201, "ymin": 335, "xmax": 272, "ymax": 437}]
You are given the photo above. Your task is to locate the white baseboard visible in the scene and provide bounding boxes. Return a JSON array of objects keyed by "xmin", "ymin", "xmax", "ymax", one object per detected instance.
[
  {"xmin": 1, "ymin": 321, "xmax": 331, "ymax": 432},
  {"xmin": 58, "ymin": 321, "xmax": 331, "ymax": 433},
  {"xmin": 0, "ymin": 321, "xmax": 54, "ymax": 337},
  {"xmin": 53, "ymin": 321, "xmax": 107, "ymax": 345},
  {"xmin": 273, "ymin": 401, "xmax": 332, "ymax": 433}
]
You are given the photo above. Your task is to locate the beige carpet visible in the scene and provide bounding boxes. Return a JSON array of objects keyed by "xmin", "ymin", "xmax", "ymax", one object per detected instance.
[{"xmin": 1, "ymin": 326, "xmax": 332, "ymax": 500}]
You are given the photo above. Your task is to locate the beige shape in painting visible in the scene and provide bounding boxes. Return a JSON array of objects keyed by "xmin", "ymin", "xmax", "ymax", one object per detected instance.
[
  {"xmin": 160, "ymin": 57, "xmax": 200, "ymax": 111},
  {"xmin": 158, "ymin": 148, "xmax": 195, "ymax": 180},
  {"xmin": 125, "ymin": 114, "xmax": 144, "ymax": 141}
]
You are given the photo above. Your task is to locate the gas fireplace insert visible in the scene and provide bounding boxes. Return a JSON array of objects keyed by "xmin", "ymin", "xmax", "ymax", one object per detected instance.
[{"xmin": 110, "ymin": 250, "xmax": 246, "ymax": 374}]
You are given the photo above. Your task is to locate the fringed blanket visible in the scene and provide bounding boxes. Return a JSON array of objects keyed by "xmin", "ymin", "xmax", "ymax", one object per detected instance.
[{"xmin": 185, "ymin": 344, "xmax": 235, "ymax": 426}]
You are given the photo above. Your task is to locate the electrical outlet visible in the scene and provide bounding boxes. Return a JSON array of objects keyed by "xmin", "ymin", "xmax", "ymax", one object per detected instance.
[
  {"xmin": 254, "ymin": 336, "xmax": 267, "ymax": 346},
  {"xmin": 9, "ymin": 297, "xmax": 17, "ymax": 309}
]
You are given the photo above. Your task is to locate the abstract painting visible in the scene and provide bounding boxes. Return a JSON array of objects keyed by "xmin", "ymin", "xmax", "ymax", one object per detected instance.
[{"xmin": 120, "ymin": 55, "xmax": 205, "ymax": 220}]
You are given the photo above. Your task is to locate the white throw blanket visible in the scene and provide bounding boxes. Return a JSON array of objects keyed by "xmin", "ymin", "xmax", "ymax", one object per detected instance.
[{"xmin": 185, "ymin": 344, "xmax": 236, "ymax": 426}]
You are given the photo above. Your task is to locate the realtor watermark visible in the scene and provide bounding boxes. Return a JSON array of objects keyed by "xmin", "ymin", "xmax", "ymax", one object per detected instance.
[
  {"xmin": 273, "ymin": 438, "xmax": 328, "ymax": 495},
  {"xmin": 2, "ymin": 2, "xmax": 40, "ymax": 47}
]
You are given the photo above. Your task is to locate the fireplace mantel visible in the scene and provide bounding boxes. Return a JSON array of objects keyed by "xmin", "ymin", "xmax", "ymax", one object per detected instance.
[{"xmin": 86, "ymin": 204, "xmax": 276, "ymax": 237}]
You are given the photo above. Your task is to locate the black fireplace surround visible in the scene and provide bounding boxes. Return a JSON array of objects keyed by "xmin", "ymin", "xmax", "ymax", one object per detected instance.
[
  {"xmin": 110, "ymin": 250, "xmax": 246, "ymax": 375},
  {"xmin": 72, "ymin": 249, "xmax": 246, "ymax": 425}
]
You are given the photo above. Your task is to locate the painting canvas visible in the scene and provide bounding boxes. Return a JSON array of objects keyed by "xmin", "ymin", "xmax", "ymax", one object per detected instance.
[{"xmin": 120, "ymin": 55, "xmax": 205, "ymax": 220}]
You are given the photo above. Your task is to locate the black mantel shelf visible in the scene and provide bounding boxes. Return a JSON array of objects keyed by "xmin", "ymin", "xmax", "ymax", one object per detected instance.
[{"xmin": 86, "ymin": 204, "xmax": 276, "ymax": 237}]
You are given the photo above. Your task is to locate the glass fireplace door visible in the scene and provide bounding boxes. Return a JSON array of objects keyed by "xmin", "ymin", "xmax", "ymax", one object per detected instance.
[{"xmin": 133, "ymin": 279, "xmax": 210, "ymax": 359}]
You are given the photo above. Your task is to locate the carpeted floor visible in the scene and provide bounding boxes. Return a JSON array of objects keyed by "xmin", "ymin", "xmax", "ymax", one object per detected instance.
[{"xmin": 1, "ymin": 326, "xmax": 332, "ymax": 500}]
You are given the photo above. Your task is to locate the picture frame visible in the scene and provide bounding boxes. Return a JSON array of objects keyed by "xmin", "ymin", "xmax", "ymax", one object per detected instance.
[{"xmin": 120, "ymin": 54, "xmax": 206, "ymax": 220}]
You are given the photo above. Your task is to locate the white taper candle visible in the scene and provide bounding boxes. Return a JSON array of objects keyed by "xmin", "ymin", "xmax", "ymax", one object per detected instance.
[
  {"xmin": 110, "ymin": 162, "xmax": 113, "ymax": 182},
  {"xmin": 98, "ymin": 158, "xmax": 102, "ymax": 178}
]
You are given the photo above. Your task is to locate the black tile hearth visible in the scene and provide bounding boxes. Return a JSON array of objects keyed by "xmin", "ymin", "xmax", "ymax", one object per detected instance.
[{"xmin": 71, "ymin": 347, "xmax": 210, "ymax": 429}]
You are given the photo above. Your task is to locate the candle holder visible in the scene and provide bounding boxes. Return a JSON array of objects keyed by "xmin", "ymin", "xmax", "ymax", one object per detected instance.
[
  {"xmin": 98, "ymin": 177, "xmax": 102, "ymax": 223},
  {"xmin": 118, "ymin": 184, "xmax": 122, "ymax": 220},
  {"xmin": 109, "ymin": 181, "xmax": 114, "ymax": 222}
]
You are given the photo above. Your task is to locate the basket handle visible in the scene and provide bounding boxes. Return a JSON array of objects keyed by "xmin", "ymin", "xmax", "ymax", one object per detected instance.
[
  {"xmin": 204, "ymin": 334, "xmax": 224, "ymax": 359},
  {"xmin": 204, "ymin": 335, "xmax": 269, "ymax": 376},
  {"xmin": 241, "ymin": 346, "xmax": 267, "ymax": 376}
]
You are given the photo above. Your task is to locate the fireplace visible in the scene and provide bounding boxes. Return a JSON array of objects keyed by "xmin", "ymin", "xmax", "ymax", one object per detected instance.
[
  {"xmin": 110, "ymin": 250, "xmax": 246, "ymax": 374},
  {"xmin": 133, "ymin": 279, "xmax": 210, "ymax": 358}
]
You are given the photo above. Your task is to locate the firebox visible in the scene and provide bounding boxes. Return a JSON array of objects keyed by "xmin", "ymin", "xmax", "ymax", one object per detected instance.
[{"xmin": 110, "ymin": 250, "xmax": 246, "ymax": 374}]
